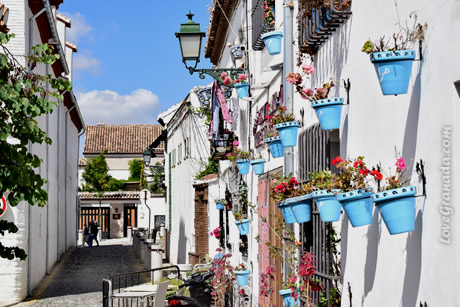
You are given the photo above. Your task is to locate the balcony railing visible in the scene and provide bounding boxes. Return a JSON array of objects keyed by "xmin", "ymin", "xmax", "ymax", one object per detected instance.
[{"xmin": 298, "ymin": 0, "xmax": 352, "ymax": 54}]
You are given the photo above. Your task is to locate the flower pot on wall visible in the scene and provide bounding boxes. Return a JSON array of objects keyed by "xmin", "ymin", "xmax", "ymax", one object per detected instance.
[
  {"xmin": 311, "ymin": 97, "xmax": 344, "ymax": 131},
  {"xmin": 337, "ymin": 189, "xmax": 373, "ymax": 227},
  {"xmin": 372, "ymin": 186, "xmax": 416, "ymax": 235},
  {"xmin": 235, "ymin": 82, "xmax": 250, "ymax": 98},
  {"xmin": 279, "ymin": 289, "xmax": 299, "ymax": 307},
  {"xmin": 216, "ymin": 201, "xmax": 226, "ymax": 210},
  {"xmin": 274, "ymin": 121, "xmax": 300, "ymax": 147},
  {"xmin": 250, "ymin": 158, "xmax": 265, "ymax": 175},
  {"xmin": 277, "ymin": 202, "xmax": 296, "ymax": 224},
  {"xmin": 265, "ymin": 136, "xmax": 284, "ymax": 158},
  {"xmin": 235, "ymin": 270, "xmax": 251, "ymax": 286},
  {"xmin": 235, "ymin": 218, "xmax": 251, "ymax": 235},
  {"xmin": 370, "ymin": 50, "xmax": 416, "ymax": 95},
  {"xmin": 261, "ymin": 31, "xmax": 283, "ymax": 55},
  {"xmin": 236, "ymin": 159, "xmax": 250, "ymax": 175},
  {"xmin": 230, "ymin": 44, "xmax": 244, "ymax": 61},
  {"xmin": 285, "ymin": 194, "xmax": 312, "ymax": 223},
  {"xmin": 312, "ymin": 190, "xmax": 342, "ymax": 222}
]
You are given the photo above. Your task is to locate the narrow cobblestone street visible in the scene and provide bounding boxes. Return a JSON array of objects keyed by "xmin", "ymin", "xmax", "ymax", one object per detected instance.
[{"xmin": 13, "ymin": 238, "xmax": 140, "ymax": 307}]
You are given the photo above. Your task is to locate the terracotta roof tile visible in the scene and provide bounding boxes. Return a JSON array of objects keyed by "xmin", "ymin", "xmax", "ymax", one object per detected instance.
[{"xmin": 83, "ymin": 124, "xmax": 164, "ymax": 154}]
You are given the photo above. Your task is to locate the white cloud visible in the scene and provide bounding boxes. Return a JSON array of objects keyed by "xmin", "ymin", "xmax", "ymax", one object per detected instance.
[
  {"xmin": 64, "ymin": 12, "xmax": 92, "ymax": 43},
  {"xmin": 77, "ymin": 89, "xmax": 161, "ymax": 125},
  {"xmin": 74, "ymin": 51, "xmax": 101, "ymax": 74}
]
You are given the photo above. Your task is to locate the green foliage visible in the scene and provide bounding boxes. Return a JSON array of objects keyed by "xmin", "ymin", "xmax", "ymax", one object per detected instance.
[
  {"xmin": 191, "ymin": 106, "xmax": 211, "ymax": 126},
  {"xmin": 0, "ymin": 33, "xmax": 72, "ymax": 261},
  {"xmin": 81, "ymin": 153, "xmax": 123, "ymax": 193},
  {"xmin": 194, "ymin": 158, "xmax": 219, "ymax": 179},
  {"xmin": 149, "ymin": 162, "xmax": 165, "ymax": 194},
  {"xmin": 128, "ymin": 158, "xmax": 143, "ymax": 181}
]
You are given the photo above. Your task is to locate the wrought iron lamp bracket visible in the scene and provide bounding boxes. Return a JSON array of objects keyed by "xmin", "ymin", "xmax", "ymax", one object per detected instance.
[{"xmin": 187, "ymin": 66, "xmax": 246, "ymax": 88}]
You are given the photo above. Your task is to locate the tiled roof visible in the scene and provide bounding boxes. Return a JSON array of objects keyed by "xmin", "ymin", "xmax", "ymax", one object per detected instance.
[
  {"xmin": 83, "ymin": 124, "xmax": 164, "ymax": 154},
  {"xmin": 78, "ymin": 191, "xmax": 164, "ymax": 200}
]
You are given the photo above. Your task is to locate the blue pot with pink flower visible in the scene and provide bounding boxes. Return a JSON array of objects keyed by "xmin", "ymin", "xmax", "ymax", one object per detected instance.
[
  {"xmin": 265, "ymin": 136, "xmax": 284, "ymax": 158},
  {"xmin": 311, "ymin": 97, "xmax": 343, "ymax": 131},
  {"xmin": 337, "ymin": 189, "xmax": 374, "ymax": 227},
  {"xmin": 235, "ymin": 82, "xmax": 249, "ymax": 98},
  {"xmin": 275, "ymin": 121, "xmax": 300, "ymax": 147},
  {"xmin": 372, "ymin": 185, "xmax": 416, "ymax": 235}
]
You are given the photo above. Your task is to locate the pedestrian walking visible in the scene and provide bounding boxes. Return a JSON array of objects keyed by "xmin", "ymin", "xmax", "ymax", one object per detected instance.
[
  {"xmin": 90, "ymin": 220, "xmax": 99, "ymax": 246},
  {"xmin": 82, "ymin": 224, "xmax": 89, "ymax": 246}
]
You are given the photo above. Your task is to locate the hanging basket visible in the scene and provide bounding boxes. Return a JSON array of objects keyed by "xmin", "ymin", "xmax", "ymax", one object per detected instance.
[
  {"xmin": 370, "ymin": 50, "xmax": 416, "ymax": 95},
  {"xmin": 279, "ymin": 289, "xmax": 299, "ymax": 307},
  {"xmin": 235, "ymin": 270, "xmax": 251, "ymax": 286},
  {"xmin": 372, "ymin": 186, "xmax": 416, "ymax": 235},
  {"xmin": 235, "ymin": 218, "xmax": 250, "ymax": 235},
  {"xmin": 234, "ymin": 82, "xmax": 250, "ymax": 98},
  {"xmin": 216, "ymin": 201, "xmax": 226, "ymax": 210},
  {"xmin": 277, "ymin": 202, "xmax": 296, "ymax": 224},
  {"xmin": 337, "ymin": 189, "xmax": 373, "ymax": 227},
  {"xmin": 312, "ymin": 190, "xmax": 342, "ymax": 222},
  {"xmin": 274, "ymin": 121, "xmax": 300, "ymax": 147},
  {"xmin": 261, "ymin": 31, "xmax": 283, "ymax": 55},
  {"xmin": 285, "ymin": 194, "xmax": 312, "ymax": 223},
  {"xmin": 250, "ymin": 158, "xmax": 265, "ymax": 175},
  {"xmin": 236, "ymin": 159, "xmax": 250, "ymax": 175},
  {"xmin": 265, "ymin": 136, "xmax": 284, "ymax": 158},
  {"xmin": 311, "ymin": 97, "xmax": 344, "ymax": 131}
]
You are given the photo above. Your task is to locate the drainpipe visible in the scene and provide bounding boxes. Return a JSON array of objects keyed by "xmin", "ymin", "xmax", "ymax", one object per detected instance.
[
  {"xmin": 283, "ymin": 0, "xmax": 295, "ymax": 176},
  {"xmin": 45, "ymin": 64, "xmax": 50, "ymax": 274},
  {"xmin": 77, "ymin": 129, "xmax": 85, "ymax": 243},
  {"xmin": 64, "ymin": 104, "xmax": 76, "ymax": 251}
]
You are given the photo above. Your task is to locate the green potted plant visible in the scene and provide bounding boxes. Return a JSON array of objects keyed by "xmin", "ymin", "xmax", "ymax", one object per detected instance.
[
  {"xmin": 333, "ymin": 156, "xmax": 382, "ymax": 227},
  {"xmin": 215, "ymin": 198, "xmax": 226, "ymax": 210},
  {"xmin": 361, "ymin": 13, "xmax": 427, "ymax": 95},
  {"xmin": 221, "ymin": 72, "xmax": 249, "ymax": 98},
  {"xmin": 287, "ymin": 64, "xmax": 343, "ymax": 131},
  {"xmin": 233, "ymin": 202, "xmax": 254, "ymax": 235},
  {"xmin": 226, "ymin": 141, "xmax": 251, "ymax": 175},
  {"xmin": 309, "ymin": 170, "xmax": 342, "ymax": 222},
  {"xmin": 372, "ymin": 156, "xmax": 416, "ymax": 235},
  {"xmin": 264, "ymin": 130, "xmax": 283, "ymax": 158},
  {"xmin": 267, "ymin": 105, "xmax": 299, "ymax": 147},
  {"xmin": 250, "ymin": 152, "xmax": 266, "ymax": 175},
  {"xmin": 260, "ymin": 0, "xmax": 283, "ymax": 55}
]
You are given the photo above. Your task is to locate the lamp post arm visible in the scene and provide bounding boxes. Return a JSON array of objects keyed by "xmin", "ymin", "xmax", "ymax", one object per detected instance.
[{"xmin": 186, "ymin": 67, "xmax": 246, "ymax": 88}]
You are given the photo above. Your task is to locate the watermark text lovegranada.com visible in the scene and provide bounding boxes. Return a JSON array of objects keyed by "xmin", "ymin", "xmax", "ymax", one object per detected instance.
[{"xmin": 439, "ymin": 126, "xmax": 452, "ymax": 244}]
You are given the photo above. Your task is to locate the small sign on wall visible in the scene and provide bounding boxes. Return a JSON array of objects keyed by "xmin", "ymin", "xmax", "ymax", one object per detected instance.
[{"xmin": 113, "ymin": 214, "xmax": 121, "ymax": 219}]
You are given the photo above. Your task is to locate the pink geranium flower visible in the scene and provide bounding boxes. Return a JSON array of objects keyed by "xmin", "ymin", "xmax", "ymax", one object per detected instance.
[
  {"xmin": 396, "ymin": 157, "xmax": 406, "ymax": 171},
  {"xmin": 223, "ymin": 76, "xmax": 233, "ymax": 86},
  {"xmin": 286, "ymin": 72, "xmax": 302, "ymax": 85},
  {"xmin": 301, "ymin": 64, "xmax": 315, "ymax": 75},
  {"xmin": 233, "ymin": 140, "xmax": 239, "ymax": 146},
  {"xmin": 220, "ymin": 72, "xmax": 227, "ymax": 79}
]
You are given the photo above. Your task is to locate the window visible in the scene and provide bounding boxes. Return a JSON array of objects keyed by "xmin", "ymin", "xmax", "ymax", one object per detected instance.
[
  {"xmin": 298, "ymin": 123, "xmax": 341, "ymax": 305},
  {"xmin": 184, "ymin": 139, "xmax": 187, "ymax": 159},
  {"xmin": 252, "ymin": 0, "xmax": 275, "ymax": 51},
  {"xmin": 178, "ymin": 144, "xmax": 182, "ymax": 162}
]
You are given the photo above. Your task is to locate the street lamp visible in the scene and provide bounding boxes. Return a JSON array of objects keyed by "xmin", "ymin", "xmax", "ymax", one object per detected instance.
[
  {"xmin": 175, "ymin": 11, "xmax": 245, "ymax": 87},
  {"xmin": 143, "ymin": 148, "xmax": 152, "ymax": 167}
]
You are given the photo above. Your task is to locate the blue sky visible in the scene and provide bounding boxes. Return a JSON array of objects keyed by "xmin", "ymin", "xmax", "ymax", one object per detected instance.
[{"xmin": 59, "ymin": 0, "xmax": 213, "ymax": 126}]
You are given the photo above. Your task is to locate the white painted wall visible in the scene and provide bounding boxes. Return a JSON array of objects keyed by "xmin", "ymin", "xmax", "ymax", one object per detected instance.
[{"xmin": 0, "ymin": 2, "xmax": 81, "ymax": 305}]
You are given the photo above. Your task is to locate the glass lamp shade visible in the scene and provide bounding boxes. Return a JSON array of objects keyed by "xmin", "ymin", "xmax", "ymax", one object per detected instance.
[
  {"xmin": 143, "ymin": 149, "xmax": 152, "ymax": 166},
  {"xmin": 178, "ymin": 33, "xmax": 203, "ymax": 60}
]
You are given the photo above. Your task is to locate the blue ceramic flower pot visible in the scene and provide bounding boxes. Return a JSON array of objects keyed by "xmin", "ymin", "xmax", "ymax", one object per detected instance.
[
  {"xmin": 311, "ymin": 97, "xmax": 344, "ymax": 131},
  {"xmin": 265, "ymin": 136, "xmax": 284, "ymax": 158},
  {"xmin": 275, "ymin": 121, "xmax": 300, "ymax": 147},
  {"xmin": 235, "ymin": 82, "xmax": 249, "ymax": 98},
  {"xmin": 235, "ymin": 270, "xmax": 251, "ymax": 286},
  {"xmin": 312, "ymin": 190, "xmax": 342, "ymax": 222},
  {"xmin": 277, "ymin": 202, "xmax": 296, "ymax": 224},
  {"xmin": 236, "ymin": 159, "xmax": 250, "ymax": 175},
  {"xmin": 285, "ymin": 194, "xmax": 313, "ymax": 223},
  {"xmin": 370, "ymin": 50, "xmax": 416, "ymax": 95},
  {"xmin": 216, "ymin": 201, "xmax": 226, "ymax": 210},
  {"xmin": 261, "ymin": 31, "xmax": 283, "ymax": 55},
  {"xmin": 235, "ymin": 218, "xmax": 250, "ymax": 235},
  {"xmin": 372, "ymin": 186, "xmax": 416, "ymax": 235},
  {"xmin": 250, "ymin": 158, "xmax": 266, "ymax": 175},
  {"xmin": 279, "ymin": 289, "xmax": 299, "ymax": 307},
  {"xmin": 337, "ymin": 189, "xmax": 373, "ymax": 227}
]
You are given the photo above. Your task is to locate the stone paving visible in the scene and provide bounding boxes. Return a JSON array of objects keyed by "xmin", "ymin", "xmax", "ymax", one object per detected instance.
[{"xmin": 13, "ymin": 237, "xmax": 142, "ymax": 307}]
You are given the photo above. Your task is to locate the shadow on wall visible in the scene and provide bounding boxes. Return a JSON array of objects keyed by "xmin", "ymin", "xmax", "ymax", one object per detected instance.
[
  {"xmin": 400, "ymin": 209, "xmax": 423, "ymax": 307},
  {"xmin": 402, "ymin": 60, "xmax": 423, "ymax": 172},
  {"xmin": 177, "ymin": 218, "xmax": 186, "ymax": 264},
  {"xmin": 340, "ymin": 212, "xmax": 349, "ymax": 280},
  {"xmin": 361, "ymin": 212, "xmax": 381, "ymax": 306}
]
